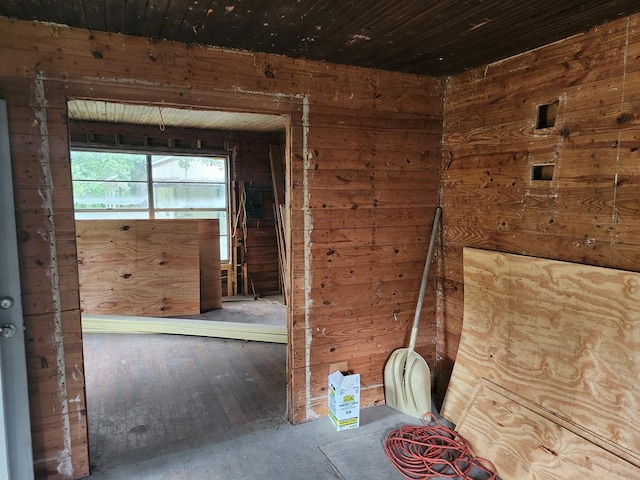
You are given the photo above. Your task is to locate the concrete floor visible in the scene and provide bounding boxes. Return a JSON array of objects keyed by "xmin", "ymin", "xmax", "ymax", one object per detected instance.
[{"xmin": 88, "ymin": 405, "xmax": 420, "ymax": 479}]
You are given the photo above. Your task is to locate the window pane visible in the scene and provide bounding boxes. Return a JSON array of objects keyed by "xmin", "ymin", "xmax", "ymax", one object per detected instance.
[
  {"xmin": 219, "ymin": 235, "xmax": 228, "ymax": 261},
  {"xmin": 151, "ymin": 155, "xmax": 226, "ymax": 182},
  {"xmin": 72, "ymin": 181, "xmax": 148, "ymax": 209},
  {"xmin": 153, "ymin": 183, "xmax": 226, "ymax": 208},
  {"xmin": 74, "ymin": 211, "xmax": 149, "ymax": 220},
  {"xmin": 71, "ymin": 151, "xmax": 147, "ymax": 181}
]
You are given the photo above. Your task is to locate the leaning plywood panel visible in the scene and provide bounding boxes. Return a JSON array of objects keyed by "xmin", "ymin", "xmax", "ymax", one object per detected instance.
[
  {"xmin": 199, "ymin": 219, "xmax": 222, "ymax": 310},
  {"xmin": 76, "ymin": 220, "xmax": 200, "ymax": 316},
  {"xmin": 441, "ymin": 248, "xmax": 640, "ymax": 461},
  {"xmin": 456, "ymin": 381, "xmax": 640, "ymax": 479}
]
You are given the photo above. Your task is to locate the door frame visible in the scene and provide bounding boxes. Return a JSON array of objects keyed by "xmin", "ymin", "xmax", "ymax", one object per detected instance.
[
  {"xmin": 59, "ymin": 83, "xmax": 304, "ymax": 473},
  {"xmin": 0, "ymin": 99, "xmax": 35, "ymax": 480}
]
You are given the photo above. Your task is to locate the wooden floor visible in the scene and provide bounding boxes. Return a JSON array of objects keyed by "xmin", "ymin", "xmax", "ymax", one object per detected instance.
[
  {"xmin": 83, "ymin": 330, "xmax": 286, "ymax": 474},
  {"xmin": 84, "ymin": 300, "xmax": 417, "ymax": 480},
  {"xmin": 82, "ymin": 297, "xmax": 417, "ymax": 479},
  {"xmin": 183, "ymin": 295, "xmax": 287, "ymax": 326}
]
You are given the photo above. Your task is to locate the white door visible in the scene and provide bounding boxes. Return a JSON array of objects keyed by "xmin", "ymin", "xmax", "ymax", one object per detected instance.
[{"xmin": 0, "ymin": 99, "xmax": 35, "ymax": 480}]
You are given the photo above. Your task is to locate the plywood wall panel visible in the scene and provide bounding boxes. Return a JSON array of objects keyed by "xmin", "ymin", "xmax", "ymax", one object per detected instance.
[
  {"xmin": 76, "ymin": 220, "xmax": 201, "ymax": 317},
  {"xmin": 442, "ymin": 250, "xmax": 640, "ymax": 474},
  {"xmin": 439, "ymin": 13, "xmax": 640, "ymax": 404}
]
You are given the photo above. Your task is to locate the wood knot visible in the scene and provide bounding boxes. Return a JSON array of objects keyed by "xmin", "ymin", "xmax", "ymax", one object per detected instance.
[{"xmin": 617, "ymin": 112, "xmax": 634, "ymax": 124}]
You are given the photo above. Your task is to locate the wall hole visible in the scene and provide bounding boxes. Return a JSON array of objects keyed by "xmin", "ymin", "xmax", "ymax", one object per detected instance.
[
  {"xmin": 532, "ymin": 164, "xmax": 555, "ymax": 181},
  {"xmin": 536, "ymin": 99, "xmax": 559, "ymax": 129}
]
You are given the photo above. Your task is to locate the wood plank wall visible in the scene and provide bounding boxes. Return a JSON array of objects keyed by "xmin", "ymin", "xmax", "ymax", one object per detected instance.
[
  {"xmin": 438, "ymin": 14, "xmax": 640, "ymax": 406},
  {"xmin": 0, "ymin": 17, "xmax": 442, "ymax": 479},
  {"xmin": 233, "ymin": 133, "xmax": 283, "ymax": 296}
]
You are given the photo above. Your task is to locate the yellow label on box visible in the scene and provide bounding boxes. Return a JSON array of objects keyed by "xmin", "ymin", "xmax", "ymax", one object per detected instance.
[
  {"xmin": 328, "ymin": 411, "xmax": 358, "ymax": 427},
  {"xmin": 344, "ymin": 395, "xmax": 354, "ymax": 402}
]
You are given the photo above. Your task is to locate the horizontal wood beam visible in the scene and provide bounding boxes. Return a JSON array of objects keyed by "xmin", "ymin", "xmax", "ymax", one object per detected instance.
[{"xmin": 82, "ymin": 314, "xmax": 287, "ymax": 344}]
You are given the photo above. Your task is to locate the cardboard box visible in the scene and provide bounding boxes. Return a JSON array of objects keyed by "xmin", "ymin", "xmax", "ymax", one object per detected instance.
[{"xmin": 328, "ymin": 370, "xmax": 360, "ymax": 431}]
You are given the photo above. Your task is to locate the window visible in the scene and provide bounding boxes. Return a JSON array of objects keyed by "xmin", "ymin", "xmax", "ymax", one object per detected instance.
[{"xmin": 71, "ymin": 150, "xmax": 229, "ymax": 260}]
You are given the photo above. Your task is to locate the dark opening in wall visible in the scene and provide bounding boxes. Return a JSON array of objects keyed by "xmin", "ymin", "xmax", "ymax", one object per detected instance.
[
  {"xmin": 536, "ymin": 99, "xmax": 560, "ymax": 129},
  {"xmin": 532, "ymin": 164, "xmax": 555, "ymax": 181}
]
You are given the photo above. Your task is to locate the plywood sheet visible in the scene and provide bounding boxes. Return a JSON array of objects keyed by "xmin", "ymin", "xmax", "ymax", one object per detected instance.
[
  {"xmin": 82, "ymin": 315, "xmax": 287, "ymax": 343},
  {"xmin": 76, "ymin": 220, "xmax": 200, "ymax": 317},
  {"xmin": 199, "ymin": 220, "xmax": 222, "ymax": 311},
  {"xmin": 456, "ymin": 380, "xmax": 640, "ymax": 479},
  {"xmin": 441, "ymin": 248, "xmax": 640, "ymax": 460}
]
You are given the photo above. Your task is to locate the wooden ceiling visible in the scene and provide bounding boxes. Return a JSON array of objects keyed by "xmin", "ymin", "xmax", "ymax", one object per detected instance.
[
  {"xmin": 1, "ymin": 0, "xmax": 639, "ymax": 76},
  {"xmin": 67, "ymin": 100, "xmax": 287, "ymax": 132}
]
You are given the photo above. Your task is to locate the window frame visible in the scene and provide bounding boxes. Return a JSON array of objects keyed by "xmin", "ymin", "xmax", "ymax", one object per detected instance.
[{"xmin": 70, "ymin": 148, "xmax": 231, "ymax": 262}]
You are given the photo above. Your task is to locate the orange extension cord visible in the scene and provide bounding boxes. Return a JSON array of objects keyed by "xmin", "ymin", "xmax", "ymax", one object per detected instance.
[{"xmin": 384, "ymin": 413, "xmax": 498, "ymax": 480}]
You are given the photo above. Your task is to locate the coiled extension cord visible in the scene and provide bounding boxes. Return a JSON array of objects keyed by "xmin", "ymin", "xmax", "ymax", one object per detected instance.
[{"xmin": 384, "ymin": 413, "xmax": 498, "ymax": 479}]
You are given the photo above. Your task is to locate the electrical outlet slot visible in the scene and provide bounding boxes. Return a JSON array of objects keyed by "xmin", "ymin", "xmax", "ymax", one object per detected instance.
[
  {"xmin": 532, "ymin": 164, "xmax": 555, "ymax": 181},
  {"xmin": 536, "ymin": 99, "xmax": 559, "ymax": 129}
]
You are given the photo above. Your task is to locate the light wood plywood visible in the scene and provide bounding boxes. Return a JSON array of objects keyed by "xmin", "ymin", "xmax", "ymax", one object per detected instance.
[
  {"xmin": 199, "ymin": 220, "xmax": 222, "ymax": 311},
  {"xmin": 441, "ymin": 248, "xmax": 640, "ymax": 461},
  {"xmin": 76, "ymin": 220, "xmax": 200, "ymax": 317},
  {"xmin": 456, "ymin": 380, "xmax": 640, "ymax": 479}
]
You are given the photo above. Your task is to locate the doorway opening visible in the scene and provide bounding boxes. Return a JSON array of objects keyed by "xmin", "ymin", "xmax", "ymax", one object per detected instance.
[{"xmin": 67, "ymin": 99, "xmax": 291, "ymax": 473}]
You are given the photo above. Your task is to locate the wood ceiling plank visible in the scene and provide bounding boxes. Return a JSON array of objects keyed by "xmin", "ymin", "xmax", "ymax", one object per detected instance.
[
  {"xmin": 123, "ymin": 0, "xmax": 147, "ymax": 34},
  {"xmin": 159, "ymin": 0, "xmax": 188, "ymax": 40},
  {"xmin": 176, "ymin": 0, "xmax": 212, "ymax": 43},
  {"xmin": 104, "ymin": 0, "xmax": 124, "ymax": 32},
  {"xmin": 81, "ymin": 0, "xmax": 106, "ymax": 31},
  {"xmin": 140, "ymin": 0, "xmax": 170, "ymax": 38},
  {"xmin": 5, "ymin": 0, "xmax": 30, "ymax": 18},
  {"xmin": 55, "ymin": 0, "xmax": 86, "ymax": 27},
  {"xmin": 2, "ymin": 0, "xmax": 640, "ymax": 75}
]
